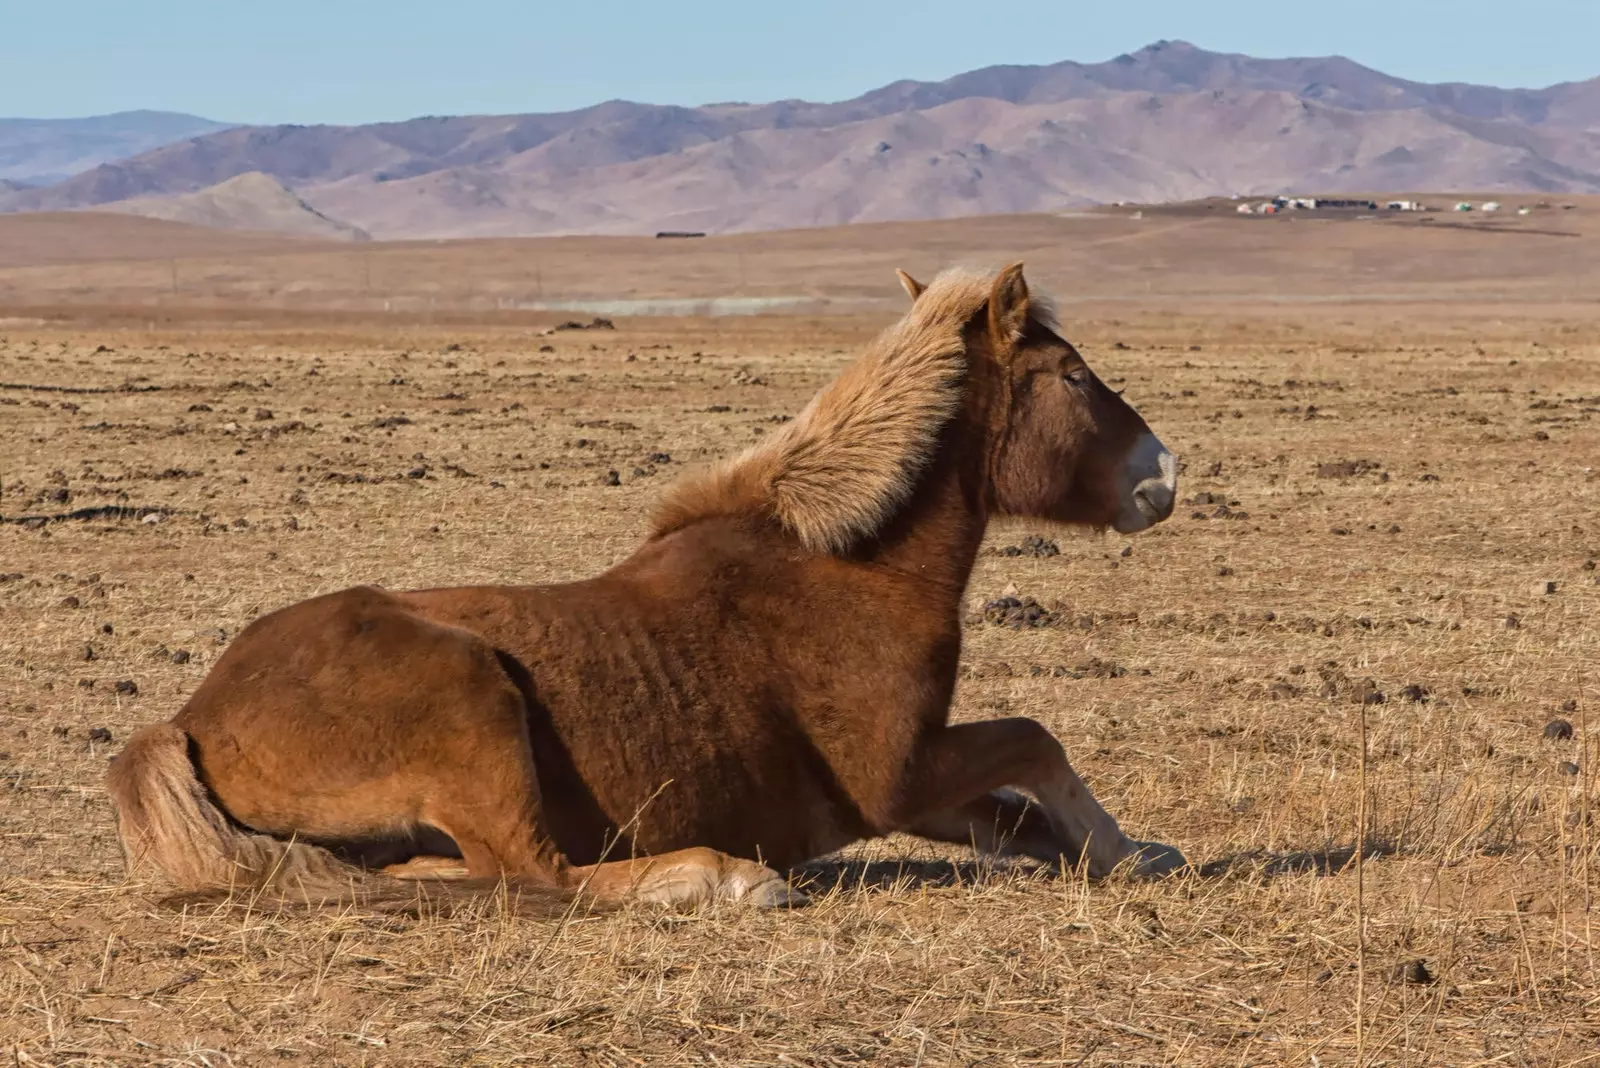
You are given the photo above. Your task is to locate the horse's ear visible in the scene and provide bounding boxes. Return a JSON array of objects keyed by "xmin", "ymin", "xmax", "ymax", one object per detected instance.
[
  {"xmin": 895, "ymin": 269, "xmax": 926, "ymax": 303},
  {"xmin": 987, "ymin": 262, "xmax": 1029, "ymax": 345}
]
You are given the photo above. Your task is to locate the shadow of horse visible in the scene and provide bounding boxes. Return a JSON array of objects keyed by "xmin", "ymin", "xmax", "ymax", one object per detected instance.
[
  {"xmin": 794, "ymin": 857, "xmax": 1013, "ymax": 895},
  {"xmin": 1197, "ymin": 840, "xmax": 1399, "ymax": 879},
  {"xmin": 791, "ymin": 840, "xmax": 1402, "ymax": 895}
]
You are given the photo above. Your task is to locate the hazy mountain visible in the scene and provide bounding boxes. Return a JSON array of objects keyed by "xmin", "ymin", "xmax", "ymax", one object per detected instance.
[
  {"xmin": 0, "ymin": 110, "xmax": 234, "ymax": 186},
  {"xmin": 3, "ymin": 42, "xmax": 1597, "ymax": 237}
]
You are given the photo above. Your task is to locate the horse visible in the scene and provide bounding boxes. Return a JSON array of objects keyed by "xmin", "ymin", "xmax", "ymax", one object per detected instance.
[{"xmin": 106, "ymin": 263, "xmax": 1185, "ymax": 910}]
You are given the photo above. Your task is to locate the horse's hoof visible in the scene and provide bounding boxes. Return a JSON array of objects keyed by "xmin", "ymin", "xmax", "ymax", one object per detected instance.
[
  {"xmin": 746, "ymin": 878, "xmax": 811, "ymax": 909},
  {"xmin": 1128, "ymin": 840, "xmax": 1188, "ymax": 878}
]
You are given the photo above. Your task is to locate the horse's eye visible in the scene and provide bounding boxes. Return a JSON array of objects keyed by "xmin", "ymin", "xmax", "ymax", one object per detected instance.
[{"xmin": 1062, "ymin": 367, "xmax": 1090, "ymax": 387}]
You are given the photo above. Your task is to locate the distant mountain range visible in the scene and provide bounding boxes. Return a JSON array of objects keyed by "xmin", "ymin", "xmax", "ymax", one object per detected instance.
[
  {"xmin": 0, "ymin": 110, "xmax": 234, "ymax": 186},
  {"xmin": 2, "ymin": 41, "xmax": 1597, "ymax": 238}
]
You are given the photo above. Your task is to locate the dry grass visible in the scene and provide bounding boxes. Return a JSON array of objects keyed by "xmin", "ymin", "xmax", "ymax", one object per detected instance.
[{"xmin": 2, "ymin": 275, "xmax": 1599, "ymax": 1063}]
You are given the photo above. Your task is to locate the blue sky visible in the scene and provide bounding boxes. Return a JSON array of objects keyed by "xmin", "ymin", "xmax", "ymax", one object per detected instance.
[{"xmin": 3, "ymin": 0, "xmax": 1597, "ymax": 124}]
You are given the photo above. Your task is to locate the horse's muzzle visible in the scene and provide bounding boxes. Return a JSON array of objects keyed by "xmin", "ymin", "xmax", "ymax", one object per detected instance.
[{"xmin": 1113, "ymin": 433, "xmax": 1177, "ymax": 533}]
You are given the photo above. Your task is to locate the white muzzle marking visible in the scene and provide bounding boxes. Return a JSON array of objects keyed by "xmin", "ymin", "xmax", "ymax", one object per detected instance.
[{"xmin": 1112, "ymin": 432, "xmax": 1177, "ymax": 533}]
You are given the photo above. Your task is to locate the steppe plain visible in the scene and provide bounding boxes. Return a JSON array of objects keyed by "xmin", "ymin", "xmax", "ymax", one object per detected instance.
[{"xmin": 2, "ymin": 201, "xmax": 1599, "ymax": 1064}]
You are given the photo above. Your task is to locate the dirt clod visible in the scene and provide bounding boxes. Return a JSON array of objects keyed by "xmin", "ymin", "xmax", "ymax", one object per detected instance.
[
  {"xmin": 1544, "ymin": 719, "xmax": 1574, "ymax": 741},
  {"xmin": 113, "ymin": 679, "xmax": 138, "ymax": 696},
  {"xmin": 1391, "ymin": 960, "xmax": 1434, "ymax": 985},
  {"xmin": 1317, "ymin": 459, "xmax": 1382, "ymax": 478},
  {"xmin": 994, "ymin": 535, "xmax": 1059, "ymax": 558},
  {"xmin": 981, "ymin": 596, "xmax": 1057, "ymax": 629},
  {"xmin": 1350, "ymin": 678, "xmax": 1385, "ymax": 705},
  {"xmin": 87, "ymin": 727, "xmax": 112, "ymax": 743}
]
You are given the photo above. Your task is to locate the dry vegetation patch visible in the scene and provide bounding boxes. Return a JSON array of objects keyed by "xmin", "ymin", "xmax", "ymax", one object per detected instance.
[{"xmin": 2, "ymin": 302, "xmax": 1598, "ymax": 1064}]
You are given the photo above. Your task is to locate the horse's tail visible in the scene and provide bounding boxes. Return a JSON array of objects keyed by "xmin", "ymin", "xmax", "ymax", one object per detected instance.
[
  {"xmin": 105, "ymin": 723, "xmax": 575, "ymax": 916},
  {"xmin": 106, "ymin": 722, "xmax": 364, "ymax": 894}
]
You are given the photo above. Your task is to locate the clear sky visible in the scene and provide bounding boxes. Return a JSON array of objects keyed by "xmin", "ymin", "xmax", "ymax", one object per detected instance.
[{"xmin": 3, "ymin": 0, "xmax": 1597, "ymax": 125}]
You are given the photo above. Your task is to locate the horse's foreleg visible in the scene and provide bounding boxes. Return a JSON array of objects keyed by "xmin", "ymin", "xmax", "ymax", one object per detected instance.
[
  {"xmin": 896, "ymin": 718, "xmax": 1185, "ymax": 878},
  {"xmin": 905, "ymin": 789, "xmax": 1060, "ymax": 861}
]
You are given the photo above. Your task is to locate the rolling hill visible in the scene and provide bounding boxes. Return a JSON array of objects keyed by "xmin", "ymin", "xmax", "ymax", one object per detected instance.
[{"xmin": 98, "ymin": 171, "xmax": 370, "ymax": 240}]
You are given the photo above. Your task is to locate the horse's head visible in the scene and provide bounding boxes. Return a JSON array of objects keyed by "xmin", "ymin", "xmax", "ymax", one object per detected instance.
[{"xmin": 900, "ymin": 263, "xmax": 1177, "ymax": 534}]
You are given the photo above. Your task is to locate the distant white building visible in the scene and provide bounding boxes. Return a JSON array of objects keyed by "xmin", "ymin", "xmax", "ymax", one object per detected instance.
[
  {"xmin": 1385, "ymin": 200, "xmax": 1424, "ymax": 211},
  {"xmin": 1481, "ymin": 201, "xmax": 1501, "ymax": 212}
]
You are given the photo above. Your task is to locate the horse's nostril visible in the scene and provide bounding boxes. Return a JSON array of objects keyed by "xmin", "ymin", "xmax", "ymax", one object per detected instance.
[{"xmin": 1134, "ymin": 480, "xmax": 1175, "ymax": 521}]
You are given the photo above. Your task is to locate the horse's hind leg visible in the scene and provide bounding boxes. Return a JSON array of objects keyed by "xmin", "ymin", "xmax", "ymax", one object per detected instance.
[
  {"xmin": 421, "ymin": 806, "xmax": 800, "ymax": 906},
  {"xmin": 395, "ymin": 710, "xmax": 799, "ymax": 905},
  {"xmin": 895, "ymin": 719, "xmax": 1185, "ymax": 878},
  {"xmin": 395, "ymin": 681, "xmax": 800, "ymax": 906},
  {"xmin": 384, "ymin": 855, "xmax": 470, "ymax": 880},
  {"xmin": 567, "ymin": 848, "xmax": 805, "ymax": 909}
]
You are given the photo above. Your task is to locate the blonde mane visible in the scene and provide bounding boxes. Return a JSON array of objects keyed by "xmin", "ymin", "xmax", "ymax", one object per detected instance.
[{"xmin": 651, "ymin": 266, "xmax": 1055, "ymax": 555}]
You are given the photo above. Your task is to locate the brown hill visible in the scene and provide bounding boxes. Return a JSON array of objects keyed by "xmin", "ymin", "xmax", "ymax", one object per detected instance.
[
  {"xmin": 2, "ymin": 41, "xmax": 1597, "ymax": 238},
  {"xmin": 96, "ymin": 172, "xmax": 368, "ymax": 240}
]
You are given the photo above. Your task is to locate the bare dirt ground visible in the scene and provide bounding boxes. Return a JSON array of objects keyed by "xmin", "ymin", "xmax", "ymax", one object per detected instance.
[
  {"xmin": 3, "ymin": 195, "xmax": 1598, "ymax": 316},
  {"xmin": 2, "ymin": 214, "xmax": 1599, "ymax": 1064}
]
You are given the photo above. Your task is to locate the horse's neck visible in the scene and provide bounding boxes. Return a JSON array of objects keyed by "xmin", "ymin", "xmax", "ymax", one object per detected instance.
[{"xmin": 858, "ymin": 427, "xmax": 990, "ymax": 602}]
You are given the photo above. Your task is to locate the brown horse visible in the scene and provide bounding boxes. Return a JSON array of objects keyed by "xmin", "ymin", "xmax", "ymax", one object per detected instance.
[{"xmin": 107, "ymin": 263, "xmax": 1184, "ymax": 910}]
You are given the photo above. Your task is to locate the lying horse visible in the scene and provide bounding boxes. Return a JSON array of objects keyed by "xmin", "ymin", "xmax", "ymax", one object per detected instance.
[{"xmin": 107, "ymin": 263, "xmax": 1185, "ymax": 909}]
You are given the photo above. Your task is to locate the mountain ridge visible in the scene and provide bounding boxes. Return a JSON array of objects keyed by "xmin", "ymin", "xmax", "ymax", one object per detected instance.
[{"xmin": 3, "ymin": 41, "xmax": 1596, "ymax": 237}]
